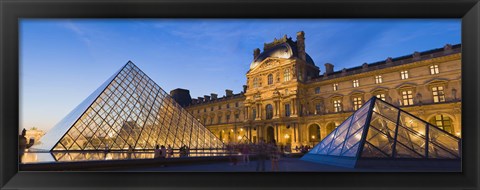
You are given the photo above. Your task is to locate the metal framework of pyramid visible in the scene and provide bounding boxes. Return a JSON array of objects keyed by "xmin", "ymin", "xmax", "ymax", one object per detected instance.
[
  {"xmin": 32, "ymin": 61, "xmax": 224, "ymax": 151},
  {"xmin": 301, "ymin": 96, "xmax": 461, "ymax": 168}
]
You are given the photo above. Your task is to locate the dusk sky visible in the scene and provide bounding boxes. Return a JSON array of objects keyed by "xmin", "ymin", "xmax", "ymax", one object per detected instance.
[{"xmin": 20, "ymin": 19, "xmax": 461, "ymax": 132}]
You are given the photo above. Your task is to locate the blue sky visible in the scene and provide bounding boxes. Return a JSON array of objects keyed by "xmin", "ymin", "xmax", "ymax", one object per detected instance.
[{"xmin": 20, "ymin": 19, "xmax": 460, "ymax": 132}]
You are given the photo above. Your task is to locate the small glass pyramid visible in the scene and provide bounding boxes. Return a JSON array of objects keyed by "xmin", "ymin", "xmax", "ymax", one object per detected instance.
[
  {"xmin": 32, "ymin": 61, "xmax": 224, "ymax": 151},
  {"xmin": 302, "ymin": 96, "xmax": 461, "ymax": 168}
]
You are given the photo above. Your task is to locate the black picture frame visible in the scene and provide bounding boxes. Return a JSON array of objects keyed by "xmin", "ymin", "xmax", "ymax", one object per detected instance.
[{"xmin": 1, "ymin": 0, "xmax": 479, "ymax": 189}]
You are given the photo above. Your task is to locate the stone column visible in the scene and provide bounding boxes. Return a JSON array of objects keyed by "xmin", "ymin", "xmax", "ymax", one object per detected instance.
[{"xmin": 273, "ymin": 100, "xmax": 280, "ymax": 119}]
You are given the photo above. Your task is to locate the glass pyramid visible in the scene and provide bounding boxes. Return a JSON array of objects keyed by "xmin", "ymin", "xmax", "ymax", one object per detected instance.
[
  {"xmin": 301, "ymin": 96, "xmax": 461, "ymax": 168},
  {"xmin": 32, "ymin": 61, "xmax": 224, "ymax": 151}
]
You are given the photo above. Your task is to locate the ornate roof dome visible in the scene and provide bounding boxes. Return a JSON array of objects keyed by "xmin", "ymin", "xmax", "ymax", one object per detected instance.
[{"xmin": 249, "ymin": 37, "xmax": 315, "ymax": 70}]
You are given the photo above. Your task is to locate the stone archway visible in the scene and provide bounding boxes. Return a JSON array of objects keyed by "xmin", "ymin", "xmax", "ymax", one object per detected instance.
[
  {"xmin": 308, "ymin": 124, "xmax": 321, "ymax": 144},
  {"xmin": 326, "ymin": 122, "xmax": 336, "ymax": 136}
]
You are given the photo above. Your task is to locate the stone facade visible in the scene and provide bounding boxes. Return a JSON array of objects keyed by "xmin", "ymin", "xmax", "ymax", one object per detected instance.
[{"xmin": 183, "ymin": 32, "xmax": 462, "ymax": 148}]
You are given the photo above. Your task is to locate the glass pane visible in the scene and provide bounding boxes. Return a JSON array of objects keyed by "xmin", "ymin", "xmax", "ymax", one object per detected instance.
[
  {"xmin": 365, "ymin": 126, "xmax": 393, "ymax": 156},
  {"xmin": 373, "ymin": 100, "xmax": 399, "ymax": 123},
  {"xmin": 428, "ymin": 143, "xmax": 457, "ymax": 159},
  {"xmin": 396, "ymin": 125, "xmax": 426, "ymax": 157},
  {"xmin": 399, "ymin": 112, "xmax": 426, "ymax": 137},
  {"xmin": 395, "ymin": 142, "xmax": 422, "ymax": 158},
  {"xmin": 342, "ymin": 142, "xmax": 360, "ymax": 157},
  {"xmin": 428, "ymin": 125, "xmax": 460, "ymax": 157},
  {"xmin": 361, "ymin": 142, "xmax": 388, "ymax": 158}
]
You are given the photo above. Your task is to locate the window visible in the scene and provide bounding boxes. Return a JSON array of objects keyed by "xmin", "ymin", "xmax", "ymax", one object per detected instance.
[
  {"xmin": 226, "ymin": 103, "xmax": 230, "ymax": 108},
  {"xmin": 210, "ymin": 117, "xmax": 214, "ymax": 124},
  {"xmin": 333, "ymin": 83, "xmax": 338, "ymax": 91},
  {"xmin": 284, "ymin": 69, "xmax": 291, "ymax": 81},
  {"xmin": 315, "ymin": 87, "xmax": 320, "ymax": 94},
  {"xmin": 430, "ymin": 65, "xmax": 439, "ymax": 75},
  {"xmin": 285, "ymin": 104, "xmax": 291, "ymax": 117},
  {"xmin": 235, "ymin": 114, "xmax": 239, "ymax": 119},
  {"xmin": 353, "ymin": 80, "xmax": 359, "ymax": 88},
  {"xmin": 429, "ymin": 115, "xmax": 453, "ymax": 134},
  {"xmin": 197, "ymin": 110, "xmax": 200, "ymax": 114},
  {"xmin": 252, "ymin": 108, "xmax": 257, "ymax": 119},
  {"xmin": 253, "ymin": 77, "xmax": 260, "ymax": 88},
  {"xmin": 401, "ymin": 90, "xmax": 414, "ymax": 106},
  {"xmin": 353, "ymin": 97, "xmax": 363, "ymax": 111},
  {"xmin": 315, "ymin": 103, "xmax": 321, "ymax": 114},
  {"xmin": 333, "ymin": 99, "xmax": 342, "ymax": 112},
  {"xmin": 375, "ymin": 75, "xmax": 383, "ymax": 84},
  {"xmin": 268, "ymin": 74, "xmax": 273, "ymax": 85},
  {"xmin": 376, "ymin": 93, "xmax": 386, "ymax": 101},
  {"xmin": 432, "ymin": 86, "xmax": 446, "ymax": 103},
  {"xmin": 235, "ymin": 102, "xmax": 239, "ymax": 107},
  {"xmin": 401, "ymin": 70, "xmax": 409, "ymax": 80},
  {"xmin": 210, "ymin": 107, "xmax": 214, "ymax": 111},
  {"xmin": 218, "ymin": 116, "xmax": 222, "ymax": 124},
  {"xmin": 266, "ymin": 104, "xmax": 273, "ymax": 120},
  {"xmin": 204, "ymin": 108, "xmax": 206, "ymax": 112},
  {"xmin": 226, "ymin": 115, "xmax": 230, "ymax": 122},
  {"xmin": 203, "ymin": 118, "xmax": 206, "ymax": 125},
  {"xmin": 218, "ymin": 105, "xmax": 221, "ymax": 109}
]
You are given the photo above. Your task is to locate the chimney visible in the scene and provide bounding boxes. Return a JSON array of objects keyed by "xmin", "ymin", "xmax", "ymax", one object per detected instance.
[
  {"xmin": 211, "ymin": 93, "xmax": 218, "ymax": 100},
  {"xmin": 243, "ymin": 85, "xmax": 247, "ymax": 93},
  {"xmin": 444, "ymin": 44, "xmax": 453, "ymax": 54},
  {"xmin": 296, "ymin": 31, "xmax": 306, "ymax": 61},
  {"xmin": 324, "ymin": 63, "xmax": 334, "ymax": 75},
  {"xmin": 204, "ymin": 95, "xmax": 210, "ymax": 101},
  {"xmin": 225, "ymin": 89, "xmax": 233, "ymax": 97},
  {"xmin": 386, "ymin": 57, "xmax": 393, "ymax": 64},
  {"xmin": 253, "ymin": 48, "xmax": 260, "ymax": 60},
  {"xmin": 169, "ymin": 88, "xmax": 192, "ymax": 107},
  {"xmin": 198, "ymin": 97, "xmax": 204, "ymax": 102},
  {"xmin": 412, "ymin": 51, "xmax": 421, "ymax": 60}
]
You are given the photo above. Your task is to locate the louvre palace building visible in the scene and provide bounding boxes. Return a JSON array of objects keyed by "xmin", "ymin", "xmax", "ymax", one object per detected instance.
[{"xmin": 172, "ymin": 31, "xmax": 462, "ymax": 148}]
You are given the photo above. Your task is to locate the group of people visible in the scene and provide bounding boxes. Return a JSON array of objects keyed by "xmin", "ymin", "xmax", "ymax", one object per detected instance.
[
  {"xmin": 153, "ymin": 144, "xmax": 174, "ymax": 159},
  {"xmin": 225, "ymin": 139, "xmax": 283, "ymax": 172},
  {"xmin": 295, "ymin": 145, "xmax": 312, "ymax": 154},
  {"xmin": 178, "ymin": 145, "xmax": 190, "ymax": 157}
]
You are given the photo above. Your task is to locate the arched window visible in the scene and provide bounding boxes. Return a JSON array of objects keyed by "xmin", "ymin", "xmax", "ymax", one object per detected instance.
[
  {"xmin": 265, "ymin": 104, "xmax": 273, "ymax": 120},
  {"xmin": 252, "ymin": 108, "xmax": 257, "ymax": 119},
  {"xmin": 253, "ymin": 77, "xmax": 260, "ymax": 88},
  {"xmin": 308, "ymin": 124, "xmax": 321, "ymax": 142},
  {"xmin": 268, "ymin": 74, "xmax": 273, "ymax": 85},
  {"xmin": 326, "ymin": 122, "xmax": 336, "ymax": 135},
  {"xmin": 429, "ymin": 115, "xmax": 454, "ymax": 134},
  {"xmin": 284, "ymin": 69, "xmax": 291, "ymax": 82}
]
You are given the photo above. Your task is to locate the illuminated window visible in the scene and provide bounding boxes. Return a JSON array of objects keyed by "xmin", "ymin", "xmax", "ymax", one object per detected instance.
[
  {"xmin": 376, "ymin": 93, "xmax": 386, "ymax": 101},
  {"xmin": 353, "ymin": 97, "xmax": 363, "ymax": 110},
  {"xmin": 268, "ymin": 74, "xmax": 273, "ymax": 85},
  {"xmin": 315, "ymin": 87, "xmax": 320, "ymax": 94},
  {"xmin": 432, "ymin": 86, "xmax": 446, "ymax": 103},
  {"xmin": 333, "ymin": 83, "xmax": 338, "ymax": 91},
  {"xmin": 253, "ymin": 77, "xmax": 260, "ymax": 88},
  {"xmin": 375, "ymin": 75, "xmax": 383, "ymax": 84},
  {"xmin": 401, "ymin": 70, "xmax": 409, "ymax": 80},
  {"xmin": 353, "ymin": 80, "xmax": 359, "ymax": 88},
  {"xmin": 430, "ymin": 65, "xmax": 439, "ymax": 75},
  {"xmin": 315, "ymin": 103, "xmax": 321, "ymax": 114},
  {"xmin": 284, "ymin": 69, "xmax": 291, "ymax": 81},
  {"xmin": 401, "ymin": 90, "xmax": 414, "ymax": 106},
  {"xmin": 429, "ymin": 115, "xmax": 453, "ymax": 134},
  {"xmin": 285, "ymin": 104, "xmax": 291, "ymax": 117},
  {"xmin": 333, "ymin": 99, "xmax": 342, "ymax": 112}
]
